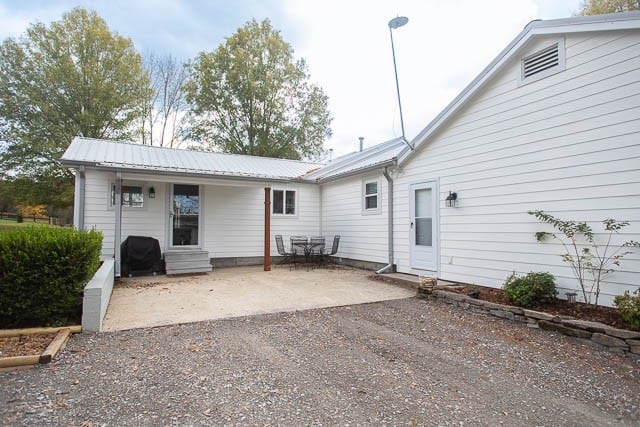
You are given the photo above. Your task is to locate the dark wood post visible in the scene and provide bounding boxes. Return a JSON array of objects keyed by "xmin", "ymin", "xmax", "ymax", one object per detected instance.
[{"xmin": 264, "ymin": 187, "xmax": 271, "ymax": 271}]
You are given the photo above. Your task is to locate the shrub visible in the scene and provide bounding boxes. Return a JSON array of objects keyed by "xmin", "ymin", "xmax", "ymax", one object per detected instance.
[
  {"xmin": 503, "ymin": 271, "xmax": 557, "ymax": 307},
  {"xmin": 614, "ymin": 289, "xmax": 640, "ymax": 331},
  {"xmin": 529, "ymin": 210, "xmax": 639, "ymax": 305},
  {"xmin": 0, "ymin": 226, "xmax": 102, "ymax": 327}
]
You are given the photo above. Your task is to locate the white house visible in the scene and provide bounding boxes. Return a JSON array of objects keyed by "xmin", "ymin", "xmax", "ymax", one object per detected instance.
[{"xmin": 62, "ymin": 12, "xmax": 640, "ymax": 305}]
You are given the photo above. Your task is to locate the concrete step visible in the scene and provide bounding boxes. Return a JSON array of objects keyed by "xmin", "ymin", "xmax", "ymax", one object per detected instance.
[
  {"xmin": 164, "ymin": 250, "xmax": 210, "ymax": 262},
  {"xmin": 165, "ymin": 259, "xmax": 212, "ymax": 270},
  {"xmin": 166, "ymin": 266, "xmax": 212, "ymax": 275}
]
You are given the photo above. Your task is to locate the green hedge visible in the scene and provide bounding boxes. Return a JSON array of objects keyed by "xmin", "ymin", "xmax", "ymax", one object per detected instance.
[{"xmin": 0, "ymin": 226, "xmax": 102, "ymax": 327}]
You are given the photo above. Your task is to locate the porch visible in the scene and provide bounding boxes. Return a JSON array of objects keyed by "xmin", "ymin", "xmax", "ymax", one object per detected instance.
[{"xmin": 101, "ymin": 266, "xmax": 415, "ymax": 331}]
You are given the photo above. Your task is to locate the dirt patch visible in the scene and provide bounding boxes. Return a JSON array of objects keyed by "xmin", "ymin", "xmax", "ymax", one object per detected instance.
[
  {"xmin": 0, "ymin": 333, "xmax": 56, "ymax": 358},
  {"xmin": 450, "ymin": 285, "xmax": 633, "ymax": 330}
]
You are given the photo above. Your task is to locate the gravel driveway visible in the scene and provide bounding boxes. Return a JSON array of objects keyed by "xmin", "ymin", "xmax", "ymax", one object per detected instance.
[{"xmin": 1, "ymin": 297, "xmax": 639, "ymax": 426}]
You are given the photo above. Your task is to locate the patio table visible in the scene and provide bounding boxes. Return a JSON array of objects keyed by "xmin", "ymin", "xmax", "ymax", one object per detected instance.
[{"xmin": 291, "ymin": 237, "xmax": 325, "ymax": 266}]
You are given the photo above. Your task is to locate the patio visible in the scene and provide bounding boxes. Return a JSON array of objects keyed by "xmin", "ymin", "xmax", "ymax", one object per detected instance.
[{"xmin": 101, "ymin": 266, "xmax": 415, "ymax": 331}]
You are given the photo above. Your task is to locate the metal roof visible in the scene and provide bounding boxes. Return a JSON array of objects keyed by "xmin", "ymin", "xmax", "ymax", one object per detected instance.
[
  {"xmin": 61, "ymin": 137, "xmax": 322, "ymax": 181},
  {"xmin": 305, "ymin": 137, "xmax": 405, "ymax": 182}
]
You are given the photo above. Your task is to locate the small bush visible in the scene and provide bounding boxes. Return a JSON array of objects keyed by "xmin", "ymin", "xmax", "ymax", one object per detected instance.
[
  {"xmin": 614, "ymin": 289, "xmax": 640, "ymax": 331},
  {"xmin": 0, "ymin": 226, "xmax": 102, "ymax": 327},
  {"xmin": 503, "ymin": 271, "xmax": 557, "ymax": 307}
]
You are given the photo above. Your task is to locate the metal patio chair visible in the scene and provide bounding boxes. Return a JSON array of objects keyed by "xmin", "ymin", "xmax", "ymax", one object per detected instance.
[
  {"xmin": 310, "ymin": 236, "xmax": 326, "ymax": 266},
  {"xmin": 290, "ymin": 236, "xmax": 309, "ymax": 269},
  {"xmin": 274, "ymin": 235, "xmax": 294, "ymax": 267},
  {"xmin": 326, "ymin": 235, "xmax": 340, "ymax": 264}
]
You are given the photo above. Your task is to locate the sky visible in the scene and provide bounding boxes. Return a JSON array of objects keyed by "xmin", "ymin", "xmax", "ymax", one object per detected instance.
[{"xmin": 0, "ymin": 0, "xmax": 583, "ymax": 157}]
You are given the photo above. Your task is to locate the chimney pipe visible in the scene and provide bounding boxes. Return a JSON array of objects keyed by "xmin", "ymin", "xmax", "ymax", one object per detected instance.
[{"xmin": 359, "ymin": 136, "xmax": 364, "ymax": 152}]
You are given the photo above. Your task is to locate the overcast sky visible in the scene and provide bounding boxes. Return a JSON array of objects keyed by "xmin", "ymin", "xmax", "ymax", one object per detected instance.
[{"xmin": 0, "ymin": 0, "xmax": 582, "ymax": 156}]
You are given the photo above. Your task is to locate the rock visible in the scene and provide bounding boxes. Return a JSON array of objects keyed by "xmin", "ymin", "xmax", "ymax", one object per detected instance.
[
  {"xmin": 538, "ymin": 320, "xmax": 592, "ymax": 339},
  {"xmin": 561, "ymin": 320, "xmax": 608, "ymax": 334},
  {"xmin": 490, "ymin": 309, "xmax": 515, "ymax": 321},
  {"xmin": 591, "ymin": 333, "xmax": 628, "ymax": 349},
  {"xmin": 443, "ymin": 292, "xmax": 471, "ymax": 303},
  {"xmin": 602, "ymin": 328, "xmax": 640, "ymax": 340},
  {"xmin": 522, "ymin": 309, "xmax": 557, "ymax": 322},
  {"xmin": 481, "ymin": 301, "xmax": 523, "ymax": 315}
]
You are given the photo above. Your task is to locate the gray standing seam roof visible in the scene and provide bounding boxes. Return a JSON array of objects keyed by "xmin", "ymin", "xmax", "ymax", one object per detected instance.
[{"xmin": 61, "ymin": 137, "xmax": 322, "ymax": 181}]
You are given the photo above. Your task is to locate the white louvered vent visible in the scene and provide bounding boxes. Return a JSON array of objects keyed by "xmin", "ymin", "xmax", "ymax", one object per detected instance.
[{"xmin": 523, "ymin": 44, "xmax": 559, "ymax": 79}]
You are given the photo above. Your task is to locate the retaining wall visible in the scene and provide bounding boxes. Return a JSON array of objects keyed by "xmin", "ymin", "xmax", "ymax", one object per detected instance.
[
  {"xmin": 82, "ymin": 259, "xmax": 115, "ymax": 332},
  {"xmin": 428, "ymin": 289, "xmax": 640, "ymax": 357}
]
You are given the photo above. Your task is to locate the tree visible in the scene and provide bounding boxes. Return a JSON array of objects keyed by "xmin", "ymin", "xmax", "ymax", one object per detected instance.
[
  {"xmin": 578, "ymin": 0, "xmax": 640, "ymax": 15},
  {"xmin": 140, "ymin": 53, "xmax": 190, "ymax": 148},
  {"xmin": 185, "ymin": 19, "xmax": 332, "ymax": 160},
  {"xmin": 0, "ymin": 8, "xmax": 151, "ymax": 206}
]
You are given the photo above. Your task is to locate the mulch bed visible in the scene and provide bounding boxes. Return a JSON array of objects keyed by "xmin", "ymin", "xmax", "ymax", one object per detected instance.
[
  {"xmin": 450, "ymin": 285, "xmax": 633, "ymax": 331},
  {"xmin": 0, "ymin": 333, "xmax": 56, "ymax": 358}
]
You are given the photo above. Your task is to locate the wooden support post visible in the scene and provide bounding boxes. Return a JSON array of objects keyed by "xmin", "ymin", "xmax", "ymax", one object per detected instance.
[{"xmin": 264, "ymin": 187, "xmax": 271, "ymax": 271}]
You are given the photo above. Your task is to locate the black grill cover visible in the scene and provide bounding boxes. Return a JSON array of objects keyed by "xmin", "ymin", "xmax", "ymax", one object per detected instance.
[{"xmin": 121, "ymin": 236, "xmax": 162, "ymax": 276}]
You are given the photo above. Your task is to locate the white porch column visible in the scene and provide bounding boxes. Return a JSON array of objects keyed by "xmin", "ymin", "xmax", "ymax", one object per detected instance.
[{"xmin": 114, "ymin": 172, "xmax": 122, "ymax": 277}]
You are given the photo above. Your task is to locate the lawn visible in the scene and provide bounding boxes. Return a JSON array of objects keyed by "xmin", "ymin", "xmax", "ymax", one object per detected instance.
[{"xmin": 0, "ymin": 219, "xmax": 51, "ymax": 232}]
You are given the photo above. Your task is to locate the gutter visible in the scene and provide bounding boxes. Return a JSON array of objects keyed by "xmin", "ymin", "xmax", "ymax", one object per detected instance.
[
  {"xmin": 315, "ymin": 159, "xmax": 398, "ymax": 184},
  {"xmin": 376, "ymin": 166, "xmax": 395, "ymax": 274},
  {"xmin": 59, "ymin": 160, "xmax": 316, "ymax": 185}
]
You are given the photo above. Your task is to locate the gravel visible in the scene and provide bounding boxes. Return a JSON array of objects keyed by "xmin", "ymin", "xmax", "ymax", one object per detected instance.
[{"xmin": 1, "ymin": 297, "xmax": 639, "ymax": 426}]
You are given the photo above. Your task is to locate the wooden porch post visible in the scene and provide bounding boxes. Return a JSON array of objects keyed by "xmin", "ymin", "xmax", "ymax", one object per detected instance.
[{"xmin": 264, "ymin": 187, "xmax": 271, "ymax": 271}]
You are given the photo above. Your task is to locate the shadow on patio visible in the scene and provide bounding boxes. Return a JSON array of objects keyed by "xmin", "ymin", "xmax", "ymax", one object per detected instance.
[{"xmin": 102, "ymin": 266, "xmax": 415, "ymax": 331}]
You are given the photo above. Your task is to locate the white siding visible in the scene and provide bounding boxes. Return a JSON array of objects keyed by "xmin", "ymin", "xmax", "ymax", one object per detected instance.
[
  {"xmin": 394, "ymin": 31, "xmax": 640, "ymax": 306},
  {"xmin": 203, "ymin": 183, "xmax": 320, "ymax": 258},
  {"xmin": 83, "ymin": 170, "xmax": 166, "ymax": 258},
  {"xmin": 321, "ymin": 174, "xmax": 389, "ymax": 264}
]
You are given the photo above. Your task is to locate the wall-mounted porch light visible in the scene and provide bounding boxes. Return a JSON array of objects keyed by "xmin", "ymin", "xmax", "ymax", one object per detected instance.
[
  {"xmin": 148, "ymin": 186, "xmax": 156, "ymax": 199},
  {"xmin": 445, "ymin": 191, "xmax": 457, "ymax": 207}
]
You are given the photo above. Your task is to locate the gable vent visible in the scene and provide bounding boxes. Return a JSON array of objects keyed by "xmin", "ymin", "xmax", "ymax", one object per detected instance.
[{"xmin": 523, "ymin": 44, "xmax": 559, "ymax": 79}]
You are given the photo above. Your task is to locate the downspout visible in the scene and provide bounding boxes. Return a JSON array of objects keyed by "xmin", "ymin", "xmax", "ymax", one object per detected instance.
[
  {"xmin": 77, "ymin": 166, "xmax": 86, "ymax": 229},
  {"xmin": 376, "ymin": 166, "xmax": 395, "ymax": 274}
]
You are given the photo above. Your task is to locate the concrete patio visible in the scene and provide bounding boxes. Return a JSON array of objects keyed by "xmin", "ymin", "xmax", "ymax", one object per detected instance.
[{"xmin": 102, "ymin": 266, "xmax": 415, "ymax": 331}]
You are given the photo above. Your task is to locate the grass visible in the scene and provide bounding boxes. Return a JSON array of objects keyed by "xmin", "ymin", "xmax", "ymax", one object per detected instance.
[{"xmin": 0, "ymin": 219, "xmax": 52, "ymax": 232}]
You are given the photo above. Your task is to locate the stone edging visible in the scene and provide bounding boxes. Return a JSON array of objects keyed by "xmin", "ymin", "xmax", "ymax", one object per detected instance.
[{"xmin": 426, "ymin": 289, "xmax": 640, "ymax": 357}]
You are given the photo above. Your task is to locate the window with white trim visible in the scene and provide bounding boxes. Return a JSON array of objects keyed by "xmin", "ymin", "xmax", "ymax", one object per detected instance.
[
  {"xmin": 363, "ymin": 179, "xmax": 380, "ymax": 213},
  {"xmin": 519, "ymin": 39, "xmax": 565, "ymax": 85},
  {"xmin": 272, "ymin": 189, "xmax": 296, "ymax": 215},
  {"xmin": 110, "ymin": 184, "xmax": 144, "ymax": 208}
]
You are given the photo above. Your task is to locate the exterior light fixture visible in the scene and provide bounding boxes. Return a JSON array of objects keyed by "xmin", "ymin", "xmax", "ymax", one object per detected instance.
[
  {"xmin": 148, "ymin": 186, "xmax": 156, "ymax": 199},
  {"xmin": 445, "ymin": 191, "xmax": 457, "ymax": 207}
]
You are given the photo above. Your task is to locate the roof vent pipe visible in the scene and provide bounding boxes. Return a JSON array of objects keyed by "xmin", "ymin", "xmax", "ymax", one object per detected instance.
[{"xmin": 359, "ymin": 136, "xmax": 364, "ymax": 152}]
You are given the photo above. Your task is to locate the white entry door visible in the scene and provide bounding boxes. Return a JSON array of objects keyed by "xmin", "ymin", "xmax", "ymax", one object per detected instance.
[{"xmin": 410, "ymin": 182, "xmax": 437, "ymax": 271}]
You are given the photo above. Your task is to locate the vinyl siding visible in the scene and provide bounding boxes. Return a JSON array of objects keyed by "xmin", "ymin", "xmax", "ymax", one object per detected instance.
[
  {"xmin": 321, "ymin": 174, "xmax": 389, "ymax": 264},
  {"xmin": 83, "ymin": 170, "xmax": 166, "ymax": 258},
  {"xmin": 203, "ymin": 183, "xmax": 320, "ymax": 258},
  {"xmin": 82, "ymin": 171, "xmax": 320, "ymax": 259},
  {"xmin": 393, "ymin": 30, "xmax": 640, "ymax": 306}
]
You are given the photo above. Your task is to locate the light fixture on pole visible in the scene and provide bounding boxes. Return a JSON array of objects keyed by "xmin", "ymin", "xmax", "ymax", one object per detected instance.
[{"xmin": 388, "ymin": 16, "xmax": 413, "ymax": 150}]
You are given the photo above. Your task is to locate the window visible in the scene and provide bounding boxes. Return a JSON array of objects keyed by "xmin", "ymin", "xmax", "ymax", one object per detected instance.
[
  {"xmin": 520, "ymin": 39, "xmax": 565, "ymax": 85},
  {"xmin": 363, "ymin": 179, "xmax": 380, "ymax": 213},
  {"xmin": 111, "ymin": 184, "xmax": 144, "ymax": 208},
  {"xmin": 272, "ymin": 189, "xmax": 296, "ymax": 215}
]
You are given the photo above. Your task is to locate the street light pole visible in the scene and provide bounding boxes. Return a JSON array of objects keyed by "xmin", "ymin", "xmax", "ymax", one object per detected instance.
[{"xmin": 388, "ymin": 16, "xmax": 413, "ymax": 150}]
